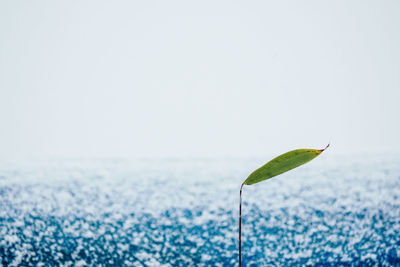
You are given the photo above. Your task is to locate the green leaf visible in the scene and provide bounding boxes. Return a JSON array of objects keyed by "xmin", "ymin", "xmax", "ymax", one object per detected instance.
[{"xmin": 243, "ymin": 144, "xmax": 329, "ymax": 185}]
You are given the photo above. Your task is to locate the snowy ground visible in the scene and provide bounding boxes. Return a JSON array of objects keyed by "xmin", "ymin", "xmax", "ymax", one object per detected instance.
[{"xmin": 1, "ymin": 155, "xmax": 400, "ymax": 266}]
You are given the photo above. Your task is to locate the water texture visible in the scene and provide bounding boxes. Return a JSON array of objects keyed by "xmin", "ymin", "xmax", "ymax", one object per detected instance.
[{"xmin": 1, "ymin": 155, "xmax": 400, "ymax": 266}]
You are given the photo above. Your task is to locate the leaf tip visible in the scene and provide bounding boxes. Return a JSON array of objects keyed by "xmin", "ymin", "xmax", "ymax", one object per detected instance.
[{"xmin": 318, "ymin": 143, "xmax": 330, "ymax": 152}]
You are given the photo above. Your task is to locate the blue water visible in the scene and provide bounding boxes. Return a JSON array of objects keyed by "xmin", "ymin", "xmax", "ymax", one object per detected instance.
[{"xmin": 1, "ymin": 155, "xmax": 400, "ymax": 266}]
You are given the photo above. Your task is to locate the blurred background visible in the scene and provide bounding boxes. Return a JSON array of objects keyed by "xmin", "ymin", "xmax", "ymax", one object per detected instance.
[
  {"xmin": 1, "ymin": 1, "xmax": 400, "ymax": 266},
  {"xmin": 1, "ymin": 0, "xmax": 399, "ymax": 160}
]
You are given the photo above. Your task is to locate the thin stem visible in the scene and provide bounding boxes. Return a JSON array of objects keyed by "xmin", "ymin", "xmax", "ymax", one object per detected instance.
[{"xmin": 239, "ymin": 183, "xmax": 244, "ymax": 267}]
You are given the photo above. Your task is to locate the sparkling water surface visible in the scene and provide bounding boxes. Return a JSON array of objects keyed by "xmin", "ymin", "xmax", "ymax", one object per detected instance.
[{"xmin": 1, "ymin": 155, "xmax": 400, "ymax": 266}]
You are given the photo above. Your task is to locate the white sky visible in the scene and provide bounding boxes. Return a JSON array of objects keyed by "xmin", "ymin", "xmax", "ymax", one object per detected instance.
[{"xmin": 1, "ymin": 1, "xmax": 399, "ymax": 159}]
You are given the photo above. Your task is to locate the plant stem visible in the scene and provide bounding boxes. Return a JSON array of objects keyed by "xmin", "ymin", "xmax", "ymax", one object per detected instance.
[{"xmin": 239, "ymin": 183, "xmax": 244, "ymax": 267}]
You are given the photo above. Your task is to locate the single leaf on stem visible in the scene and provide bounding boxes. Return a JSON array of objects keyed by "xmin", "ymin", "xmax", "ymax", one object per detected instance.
[{"xmin": 239, "ymin": 144, "xmax": 329, "ymax": 267}]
